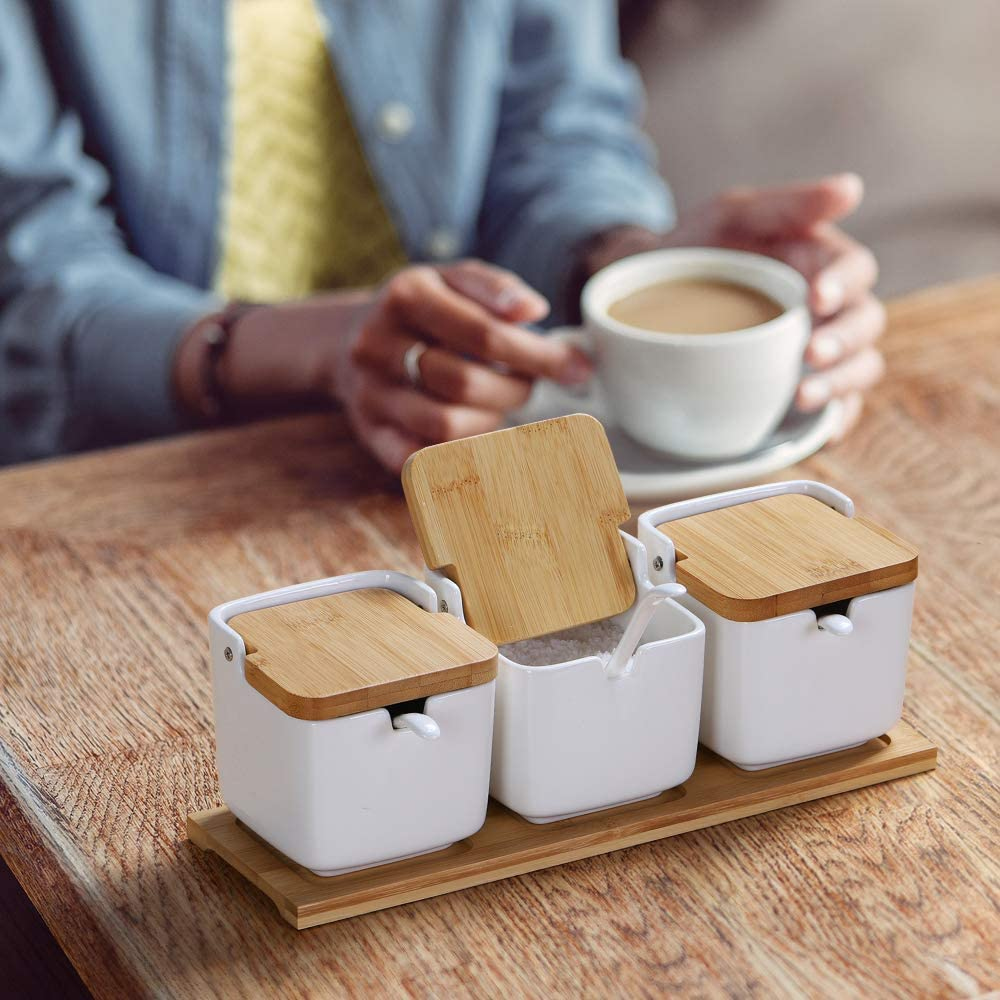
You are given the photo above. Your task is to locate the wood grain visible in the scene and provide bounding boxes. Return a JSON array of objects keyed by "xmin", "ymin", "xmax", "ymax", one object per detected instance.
[
  {"xmin": 229, "ymin": 589, "xmax": 497, "ymax": 720},
  {"xmin": 0, "ymin": 278, "xmax": 997, "ymax": 998},
  {"xmin": 664, "ymin": 493, "xmax": 919, "ymax": 621},
  {"xmin": 189, "ymin": 722, "xmax": 936, "ymax": 929},
  {"xmin": 402, "ymin": 414, "xmax": 636, "ymax": 644}
]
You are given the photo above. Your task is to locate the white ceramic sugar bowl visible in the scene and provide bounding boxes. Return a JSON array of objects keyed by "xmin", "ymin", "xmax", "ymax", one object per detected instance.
[
  {"xmin": 404, "ymin": 414, "xmax": 706, "ymax": 825},
  {"xmin": 429, "ymin": 532, "xmax": 705, "ymax": 823},
  {"xmin": 209, "ymin": 570, "xmax": 497, "ymax": 876},
  {"xmin": 639, "ymin": 481, "xmax": 919, "ymax": 770}
]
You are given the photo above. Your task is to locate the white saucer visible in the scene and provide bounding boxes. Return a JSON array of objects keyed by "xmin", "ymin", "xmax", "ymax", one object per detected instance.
[{"xmin": 508, "ymin": 379, "xmax": 843, "ymax": 503}]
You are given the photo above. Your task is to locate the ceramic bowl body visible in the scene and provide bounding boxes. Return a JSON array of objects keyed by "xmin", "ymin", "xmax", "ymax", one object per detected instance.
[
  {"xmin": 427, "ymin": 533, "xmax": 705, "ymax": 823},
  {"xmin": 669, "ymin": 584, "xmax": 913, "ymax": 769},
  {"xmin": 209, "ymin": 571, "xmax": 495, "ymax": 876},
  {"xmin": 581, "ymin": 248, "xmax": 810, "ymax": 460},
  {"xmin": 638, "ymin": 482, "xmax": 915, "ymax": 770}
]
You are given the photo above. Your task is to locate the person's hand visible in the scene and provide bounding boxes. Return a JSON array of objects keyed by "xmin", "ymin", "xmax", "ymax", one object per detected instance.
[
  {"xmin": 340, "ymin": 260, "xmax": 592, "ymax": 472},
  {"xmin": 582, "ymin": 174, "xmax": 884, "ymax": 440},
  {"xmin": 666, "ymin": 174, "xmax": 884, "ymax": 439},
  {"xmin": 173, "ymin": 260, "xmax": 590, "ymax": 474}
]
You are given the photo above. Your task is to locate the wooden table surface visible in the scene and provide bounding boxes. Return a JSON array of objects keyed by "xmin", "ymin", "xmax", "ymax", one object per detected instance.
[{"xmin": 1, "ymin": 278, "xmax": 998, "ymax": 999}]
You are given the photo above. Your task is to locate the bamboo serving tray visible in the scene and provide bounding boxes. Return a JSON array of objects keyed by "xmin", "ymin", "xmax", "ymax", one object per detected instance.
[{"xmin": 188, "ymin": 721, "xmax": 936, "ymax": 930}]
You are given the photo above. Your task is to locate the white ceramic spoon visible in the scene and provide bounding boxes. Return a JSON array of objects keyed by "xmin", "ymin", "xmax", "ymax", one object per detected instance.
[
  {"xmin": 392, "ymin": 713, "xmax": 441, "ymax": 740},
  {"xmin": 817, "ymin": 613, "xmax": 854, "ymax": 636},
  {"xmin": 604, "ymin": 582, "xmax": 688, "ymax": 680}
]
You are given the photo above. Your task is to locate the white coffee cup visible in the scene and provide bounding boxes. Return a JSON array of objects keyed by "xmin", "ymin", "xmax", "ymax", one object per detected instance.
[{"xmin": 577, "ymin": 248, "xmax": 810, "ymax": 460}]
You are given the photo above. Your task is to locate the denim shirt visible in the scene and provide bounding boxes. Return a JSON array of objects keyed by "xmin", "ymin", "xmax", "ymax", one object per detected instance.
[{"xmin": 0, "ymin": 0, "xmax": 672, "ymax": 463}]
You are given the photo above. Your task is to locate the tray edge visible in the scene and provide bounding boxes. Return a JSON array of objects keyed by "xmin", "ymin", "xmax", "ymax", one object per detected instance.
[{"xmin": 188, "ymin": 721, "xmax": 937, "ymax": 930}]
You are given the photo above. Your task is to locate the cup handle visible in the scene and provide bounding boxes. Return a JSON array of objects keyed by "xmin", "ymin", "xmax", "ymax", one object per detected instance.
[
  {"xmin": 546, "ymin": 327, "xmax": 603, "ymax": 404},
  {"xmin": 547, "ymin": 326, "xmax": 594, "ymax": 356}
]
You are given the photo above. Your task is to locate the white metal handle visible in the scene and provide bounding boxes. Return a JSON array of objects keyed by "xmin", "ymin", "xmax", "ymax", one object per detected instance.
[
  {"xmin": 639, "ymin": 480, "xmax": 855, "ymax": 582},
  {"xmin": 817, "ymin": 613, "xmax": 854, "ymax": 637},
  {"xmin": 605, "ymin": 583, "xmax": 687, "ymax": 680},
  {"xmin": 392, "ymin": 713, "xmax": 441, "ymax": 740},
  {"xmin": 547, "ymin": 326, "xmax": 594, "ymax": 355}
]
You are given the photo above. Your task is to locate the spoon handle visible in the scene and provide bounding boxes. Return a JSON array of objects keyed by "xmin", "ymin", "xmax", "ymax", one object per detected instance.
[
  {"xmin": 817, "ymin": 613, "xmax": 854, "ymax": 637},
  {"xmin": 605, "ymin": 583, "xmax": 687, "ymax": 680},
  {"xmin": 392, "ymin": 713, "xmax": 442, "ymax": 740}
]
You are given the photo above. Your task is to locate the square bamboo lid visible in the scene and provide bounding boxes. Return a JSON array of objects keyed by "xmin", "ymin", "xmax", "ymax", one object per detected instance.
[
  {"xmin": 228, "ymin": 589, "xmax": 497, "ymax": 721},
  {"xmin": 402, "ymin": 414, "xmax": 636, "ymax": 645},
  {"xmin": 662, "ymin": 493, "xmax": 918, "ymax": 622}
]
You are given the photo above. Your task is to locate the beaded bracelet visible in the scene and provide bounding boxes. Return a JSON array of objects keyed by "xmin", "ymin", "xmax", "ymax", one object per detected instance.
[{"xmin": 195, "ymin": 302, "xmax": 257, "ymax": 421}]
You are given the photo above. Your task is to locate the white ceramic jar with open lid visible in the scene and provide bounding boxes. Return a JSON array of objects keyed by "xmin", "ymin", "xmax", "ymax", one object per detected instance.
[
  {"xmin": 403, "ymin": 414, "xmax": 706, "ymax": 823},
  {"xmin": 638, "ymin": 481, "xmax": 919, "ymax": 770},
  {"xmin": 209, "ymin": 570, "xmax": 497, "ymax": 876}
]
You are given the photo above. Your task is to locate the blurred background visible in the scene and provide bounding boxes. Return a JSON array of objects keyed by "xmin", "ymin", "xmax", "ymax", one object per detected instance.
[{"xmin": 621, "ymin": 0, "xmax": 1000, "ymax": 295}]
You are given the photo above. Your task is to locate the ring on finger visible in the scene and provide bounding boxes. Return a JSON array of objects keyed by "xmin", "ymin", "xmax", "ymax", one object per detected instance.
[{"xmin": 402, "ymin": 341, "xmax": 428, "ymax": 389}]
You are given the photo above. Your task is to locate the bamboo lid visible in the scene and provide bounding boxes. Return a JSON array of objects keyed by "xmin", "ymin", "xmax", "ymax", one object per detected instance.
[
  {"xmin": 662, "ymin": 493, "xmax": 918, "ymax": 622},
  {"xmin": 402, "ymin": 414, "xmax": 636, "ymax": 645},
  {"xmin": 228, "ymin": 589, "xmax": 498, "ymax": 721}
]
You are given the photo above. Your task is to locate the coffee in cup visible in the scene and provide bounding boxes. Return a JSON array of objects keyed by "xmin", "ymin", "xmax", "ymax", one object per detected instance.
[
  {"xmin": 574, "ymin": 248, "xmax": 811, "ymax": 460},
  {"xmin": 606, "ymin": 278, "xmax": 784, "ymax": 335}
]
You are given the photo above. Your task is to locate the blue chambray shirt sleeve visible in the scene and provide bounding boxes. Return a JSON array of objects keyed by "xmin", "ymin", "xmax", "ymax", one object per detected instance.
[
  {"xmin": 475, "ymin": 0, "xmax": 674, "ymax": 323},
  {"xmin": 0, "ymin": 0, "xmax": 218, "ymax": 464}
]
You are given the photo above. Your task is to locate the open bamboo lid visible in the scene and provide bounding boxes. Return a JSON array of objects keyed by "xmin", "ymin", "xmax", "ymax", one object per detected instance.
[
  {"xmin": 663, "ymin": 493, "xmax": 918, "ymax": 622},
  {"xmin": 402, "ymin": 414, "xmax": 636, "ymax": 645},
  {"xmin": 228, "ymin": 589, "xmax": 497, "ymax": 721}
]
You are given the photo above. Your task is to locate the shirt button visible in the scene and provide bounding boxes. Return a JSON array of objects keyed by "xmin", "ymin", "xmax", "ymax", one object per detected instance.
[
  {"xmin": 426, "ymin": 228, "xmax": 459, "ymax": 260},
  {"xmin": 377, "ymin": 101, "xmax": 414, "ymax": 141}
]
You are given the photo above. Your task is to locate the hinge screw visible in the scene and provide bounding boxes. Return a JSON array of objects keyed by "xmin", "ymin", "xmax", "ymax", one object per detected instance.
[
  {"xmin": 653, "ymin": 556, "xmax": 664, "ymax": 572},
  {"xmin": 439, "ymin": 599, "xmax": 449, "ymax": 613},
  {"xmin": 224, "ymin": 647, "xmax": 234, "ymax": 661}
]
